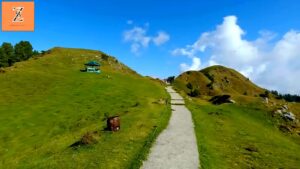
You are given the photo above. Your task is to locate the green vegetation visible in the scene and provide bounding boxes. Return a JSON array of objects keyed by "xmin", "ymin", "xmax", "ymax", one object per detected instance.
[
  {"xmin": 0, "ymin": 43, "xmax": 14, "ymax": 67},
  {"xmin": 270, "ymin": 90, "xmax": 300, "ymax": 103},
  {"xmin": 174, "ymin": 65, "xmax": 300, "ymax": 168},
  {"xmin": 174, "ymin": 65, "xmax": 265, "ymax": 96},
  {"xmin": 185, "ymin": 82, "xmax": 200, "ymax": 97},
  {"xmin": 0, "ymin": 47, "xmax": 171, "ymax": 168},
  {"xmin": 186, "ymin": 98, "xmax": 300, "ymax": 169},
  {"xmin": 166, "ymin": 76, "xmax": 175, "ymax": 84},
  {"xmin": 0, "ymin": 41, "xmax": 38, "ymax": 68}
]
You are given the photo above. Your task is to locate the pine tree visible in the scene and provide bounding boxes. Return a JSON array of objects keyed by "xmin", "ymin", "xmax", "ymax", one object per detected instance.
[
  {"xmin": 0, "ymin": 47, "xmax": 5, "ymax": 67},
  {"xmin": 0, "ymin": 42, "xmax": 14, "ymax": 67},
  {"xmin": 14, "ymin": 41, "xmax": 33, "ymax": 61}
]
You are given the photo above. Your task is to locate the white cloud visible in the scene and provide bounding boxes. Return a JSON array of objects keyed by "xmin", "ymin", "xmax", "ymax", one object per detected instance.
[
  {"xmin": 123, "ymin": 27, "xmax": 151, "ymax": 54},
  {"xmin": 180, "ymin": 57, "xmax": 202, "ymax": 72},
  {"xmin": 153, "ymin": 31, "xmax": 170, "ymax": 46},
  {"xmin": 123, "ymin": 24, "xmax": 170, "ymax": 54},
  {"xmin": 172, "ymin": 15, "xmax": 300, "ymax": 94},
  {"xmin": 172, "ymin": 47, "xmax": 195, "ymax": 58}
]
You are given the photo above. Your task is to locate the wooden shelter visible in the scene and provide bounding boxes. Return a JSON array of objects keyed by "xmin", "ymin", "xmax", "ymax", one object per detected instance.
[{"xmin": 84, "ymin": 61, "xmax": 101, "ymax": 73}]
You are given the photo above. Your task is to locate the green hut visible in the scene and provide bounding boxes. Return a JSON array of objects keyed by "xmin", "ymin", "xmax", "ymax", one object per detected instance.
[{"xmin": 85, "ymin": 61, "xmax": 101, "ymax": 73}]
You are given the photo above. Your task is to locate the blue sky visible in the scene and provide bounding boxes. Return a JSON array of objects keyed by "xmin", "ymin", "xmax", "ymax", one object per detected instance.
[{"xmin": 1, "ymin": 0, "xmax": 300, "ymax": 93}]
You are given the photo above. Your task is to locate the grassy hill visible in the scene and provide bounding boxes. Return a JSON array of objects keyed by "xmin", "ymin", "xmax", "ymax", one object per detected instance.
[
  {"xmin": 187, "ymin": 98, "xmax": 300, "ymax": 169},
  {"xmin": 173, "ymin": 65, "xmax": 300, "ymax": 169},
  {"xmin": 0, "ymin": 47, "xmax": 171, "ymax": 168},
  {"xmin": 174, "ymin": 65, "xmax": 265, "ymax": 96}
]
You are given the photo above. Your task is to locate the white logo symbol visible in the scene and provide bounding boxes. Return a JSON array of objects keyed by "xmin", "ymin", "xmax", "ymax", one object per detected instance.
[{"xmin": 13, "ymin": 7, "xmax": 24, "ymax": 22}]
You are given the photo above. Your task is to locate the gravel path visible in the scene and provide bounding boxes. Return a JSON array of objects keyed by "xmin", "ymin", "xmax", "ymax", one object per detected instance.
[{"xmin": 142, "ymin": 86, "xmax": 199, "ymax": 169}]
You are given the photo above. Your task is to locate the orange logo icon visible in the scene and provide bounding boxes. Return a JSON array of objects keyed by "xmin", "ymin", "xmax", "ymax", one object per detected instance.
[
  {"xmin": 2, "ymin": 1, "xmax": 34, "ymax": 31},
  {"xmin": 13, "ymin": 7, "xmax": 24, "ymax": 22}
]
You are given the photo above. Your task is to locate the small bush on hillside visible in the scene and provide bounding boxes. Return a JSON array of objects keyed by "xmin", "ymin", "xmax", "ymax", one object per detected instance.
[
  {"xmin": 207, "ymin": 83, "xmax": 213, "ymax": 90},
  {"xmin": 265, "ymin": 91, "xmax": 270, "ymax": 97},
  {"xmin": 189, "ymin": 89, "xmax": 200, "ymax": 97},
  {"xmin": 209, "ymin": 95, "xmax": 232, "ymax": 105},
  {"xmin": 204, "ymin": 72, "xmax": 215, "ymax": 82},
  {"xmin": 41, "ymin": 50, "xmax": 51, "ymax": 55},
  {"xmin": 259, "ymin": 93, "xmax": 266, "ymax": 98},
  {"xmin": 102, "ymin": 54, "xmax": 109, "ymax": 61},
  {"xmin": 260, "ymin": 91, "xmax": 270, "ymax": 98},
  {"xmin": 271, "ymin": 90, "xmax": 279, "ymax": 96},
  {"xmin": 186, "ymin": 83, "xmax": 193, "ymax": 90}
]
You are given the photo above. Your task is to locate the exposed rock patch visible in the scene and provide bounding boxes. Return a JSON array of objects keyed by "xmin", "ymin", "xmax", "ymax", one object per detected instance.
[{"xmin": 273, "ymin": 105, "xmax": 297, "ymax": 122}]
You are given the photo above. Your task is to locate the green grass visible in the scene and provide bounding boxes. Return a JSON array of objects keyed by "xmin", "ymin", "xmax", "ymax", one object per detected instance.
[
  {"xmin": 0, "ymin": 48, "xmax": 171, "ymax": 168},
  {"xmin": 174, "ymin": 65, "xmax": 265, "ymax": 96},
  {"xmin": 173, "ymin": 65, "xmax": 300, "ymax": 168},
  {"xmin": 186, "ymin": 98, "xmax": 300, "ymax": 169}
]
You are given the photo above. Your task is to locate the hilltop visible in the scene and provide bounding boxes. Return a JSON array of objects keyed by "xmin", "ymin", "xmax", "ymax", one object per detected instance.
[
  {"xmin": 174, "ymin": 65, "xmax": 265, "ymax": 96},
  {"xmin": 0, "ymin": 47, "xmax": 171, "ymax": 168},
  {"xmin": 172, "ymin": 65, "xmax": 300, "ymax": 168}
]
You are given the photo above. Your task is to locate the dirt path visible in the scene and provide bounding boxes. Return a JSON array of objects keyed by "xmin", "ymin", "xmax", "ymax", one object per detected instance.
[{"xmin": 142, "ymin": 86, "xmax": 199, "ymax": 169}]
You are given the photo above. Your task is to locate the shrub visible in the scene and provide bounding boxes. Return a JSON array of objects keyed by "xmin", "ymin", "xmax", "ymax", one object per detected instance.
[
  {"xmin": 186, "ymin": 83, "xmax": 193, "ymax": 90},
  {"xmin": 189, "ymin": 89, "xmax": 200, "ymax": 97},
  {"xmin": 166, "ymin": 76, "xmax": 175, "ymax": 84},
  {"xmin": 102, "ymin": 54, "xmax": 109, "ymax": 61},
  {"xmin": 209, "ymin": 95, "xmax": 232, "ymax": 105},
  {"xmin": 260, "ymin": 90, "xmax": 270, "ymax": 98}
]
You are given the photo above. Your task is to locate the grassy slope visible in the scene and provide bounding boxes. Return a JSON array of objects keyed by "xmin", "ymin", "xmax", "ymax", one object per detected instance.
[
  {"xmin": 0, "ymin": 48, "xmax": 171, "ymax": 168},
  {"xmin": 186, "ymin": 98, "xmax": 300, "ymax": 169},
  {"xmin": 173, "ymin": 65, "xmax": 300, "ymax": 168},
  {"xmin": 174, "ymin": 65, "xmax": 265, "ymax": 96}
]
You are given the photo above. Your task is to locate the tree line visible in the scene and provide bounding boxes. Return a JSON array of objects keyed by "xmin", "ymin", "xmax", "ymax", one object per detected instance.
[
  {"xmin": 0, "ymin": 41, "xmax": 39, "ymax": 68},
  {"xmin": 270, "ymin": 90, "xmax": 300, "ymax": 103}
]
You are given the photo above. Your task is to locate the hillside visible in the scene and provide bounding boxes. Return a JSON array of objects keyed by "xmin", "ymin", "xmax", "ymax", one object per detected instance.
[
  {"xmin": 173, "ymin": 65, "xmax": 300, "ymax": 168},
  {"xmin": 174, "ymin": 65, "xmax": 265, "ymax": 96},
  {"xmin": 0, "ymin": 47, "xmax": 171, "ymax": 168},
  {"xmin": 187, "ymin": 99, "xmax": 300, "ymax": 169}
]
